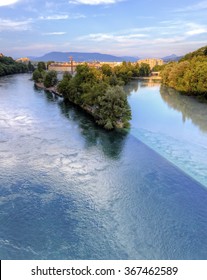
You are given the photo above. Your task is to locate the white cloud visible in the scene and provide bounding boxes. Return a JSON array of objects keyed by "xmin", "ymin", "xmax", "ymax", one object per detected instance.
[
  {"xmin": 185, "ymin": 23, "xmax": 207, "ymax": 36},
  {"xmin": 176, "ymin": 1, "xmax": 207, "ymax": 12},
  {"xmin": 77, "ymin": 20, "xmax": 207, "ymax": 47},
  {"xmin": 77, "ymin": 31, "xmax": 148, "ymax": 42},
  {"xmin": 69, "ymin": 0, "xmax": 121, "ymax": 5},
  {"xmin": 0, "ymin": 0, "xmax": 20, "ymax": 6},
  {"xmin": 10, "ymin": 43, "xmax": 56, "ymax": 52},
  {"xmin": 39, "ymin": 14, "xmax": 85, "ymax": 20},
  {"xmin": 40, "ymin": 15, "xmax": 69, "ymax": 20},
  {"xmin": 75, "ymin": 20, "xmax": 207, "ymax": 57},
  {"xmin": 154, "ymin": 20, "xmax": 207, "ymax": 37},
  {"xmin": 92, "ymin": 13, "xmax": 108, "ymax": 17},
  {"xmin": 43, "ymin": 32, "xmax": 66, "ymax": 35},
  {"xmin": 186, "ymin": 29, "xmax": 207, "ymax": 35},
  {"xmin": 0, "ymin": 18, "xmax": 31, "ymax": 31}
]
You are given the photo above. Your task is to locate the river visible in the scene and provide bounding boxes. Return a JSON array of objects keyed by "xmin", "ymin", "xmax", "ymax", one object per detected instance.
[{"xmin": 0, "ymin": 74, "xmax": 207, "ymax": 259}]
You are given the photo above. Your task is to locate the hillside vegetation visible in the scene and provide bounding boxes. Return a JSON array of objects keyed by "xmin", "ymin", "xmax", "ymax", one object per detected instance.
[
  {"xmin": 161, "ymin": 46, "xmax": 207, "ymax": 98},
  {"xmin": 0, "ymin": 55, "xmax": 30, "ymax": 76}
]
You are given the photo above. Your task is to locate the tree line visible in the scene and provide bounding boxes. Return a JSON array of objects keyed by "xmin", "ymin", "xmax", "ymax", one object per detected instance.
[
  {"xmin": 32, "ymin": 61, "xmax": 151, "ymax": 130},
  {"xmin": 161, "ymin": 46, "xmax": 207, "ymax": 99},
  {"xmin": 0, "ymin": 55, "xmax": 34, "ymax": 76},
  {"xmin": 32, "ymin": 60, "xmax": 151, "ymax": 87},
  {"xmin": 32, "ymin": 61, "xmax": 58, "ymax": 88}
]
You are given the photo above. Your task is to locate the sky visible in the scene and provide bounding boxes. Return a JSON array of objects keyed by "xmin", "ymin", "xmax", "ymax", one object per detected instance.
[{"xmin": 0, "ymin": 0, "xmax": 207, "ymax": 58}]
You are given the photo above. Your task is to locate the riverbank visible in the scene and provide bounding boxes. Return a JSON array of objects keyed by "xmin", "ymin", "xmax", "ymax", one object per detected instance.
[
  {"xmin": 138, "ymin": 76, "xmax": 162, "ymax": 80},
  {"xmin": 1, "ymin": 74, "xmax": 207, "ymax": 260},
  {"xmin": 35, "ymin": 82, "xmax": 127, "ymax": 129},
  {"xmin": 35, "ymin": 82, "xmax": 63, "ymax": 97}
]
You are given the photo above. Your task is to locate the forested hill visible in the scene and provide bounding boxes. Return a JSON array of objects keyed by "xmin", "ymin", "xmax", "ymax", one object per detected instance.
[
  {"xmin": 161, "ymin": 46, "xmax": 207, "ymax": 97},
  {"xmin": 179, "ymin": 46, "xmax": 207, "ymax": 62},
  {"xmin": 0, "ymin": 55, "xmax": 29, "ymax": 76}
]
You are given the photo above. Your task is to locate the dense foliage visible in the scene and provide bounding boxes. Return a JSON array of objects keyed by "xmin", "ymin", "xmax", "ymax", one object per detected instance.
[
  {"xmin": 43, "ymin": 70, "xmax": 58, "ymax": 88},
  {"xmin": 95, "ymin": 86, "xmax": 131, "ymax": 130},
  {"xmin": 57, "ymin": 63, "xmax": 132, "ymax": 129},
  {"xmin": 32, "ymin": 61, "xmax": 47, "ymax": 82},
  {"xmin": 32, "ymin": 69, "xmax": 45, "ymax": 83},
  {"xmin": 28, "ymin": 61, "xmax": 35, "ymax": 72},
  {"xmin": 33, "ymin": 67, "xmax": 58, "ymax": 89},
  {"xmin": 0, "ymin": 55, "xmax": 29, "ymax": 76},
  {"xmin": 33, "ymin": 61, "xmax": 151, "ymax": 130},
  {"xmin": 161, "ymin": 46, "xmax": 207, "ymax": 97},
  {"xmin": 179, "ymin": 46, "xmax": 207, "ymax": 62},
  {"xmin": 152, "ymin": 64, "xmax": 165, "ymax": 72},
  {"xmin": 37, "ymin": 61, "xmax": 47, "ymax": 72}
]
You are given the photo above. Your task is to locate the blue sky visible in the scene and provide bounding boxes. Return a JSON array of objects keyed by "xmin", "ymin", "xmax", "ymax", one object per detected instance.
[{"xmin": 0, "ymin": 0, "xmax": 207, "ymax": 58}]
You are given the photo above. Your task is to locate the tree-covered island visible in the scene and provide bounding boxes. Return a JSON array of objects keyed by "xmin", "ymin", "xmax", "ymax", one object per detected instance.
[
  {"xmin": 33, "ymin": 61, "xmax": 150, "ymax": 130},
  {"xmin": 32, "ymin": 46, "xmax": 207, "ymax": 130}
]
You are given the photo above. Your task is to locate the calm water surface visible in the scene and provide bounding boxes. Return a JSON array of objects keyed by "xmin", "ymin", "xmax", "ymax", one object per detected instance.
[
  {"xmin": 127, "ymin": 79, "xmax": 207, "ymax": 187},
  {"xmin": 0, "ymin": 74, "xmax": 207, "ymax": 259}
]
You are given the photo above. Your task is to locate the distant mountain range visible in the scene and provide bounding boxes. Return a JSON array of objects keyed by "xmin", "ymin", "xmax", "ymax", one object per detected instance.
[
  {"xmin": 161, "ymin": 54, "xmax": 182, "ymax": 62},
  {"xmin": 29, "ymin": 52, "xmax": 139, "ymax": 62},
  {"xmin": 28, "ymin": 51, "xmax": 183, "ymax": 63}
]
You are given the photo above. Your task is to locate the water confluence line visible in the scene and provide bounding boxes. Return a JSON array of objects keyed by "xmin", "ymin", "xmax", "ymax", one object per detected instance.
[{"xmin": 130, "ymin": 127, "xmax": 207, "ymax": 189}]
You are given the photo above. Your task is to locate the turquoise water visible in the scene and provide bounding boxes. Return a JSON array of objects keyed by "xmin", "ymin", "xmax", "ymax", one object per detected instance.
[
  {"xmin": 127, "ymin": 79, "xmax": 207, "ymax": 188},
  {"xmin": 0, "ymin": 74, "xmax": 207, "ymax": 259}
]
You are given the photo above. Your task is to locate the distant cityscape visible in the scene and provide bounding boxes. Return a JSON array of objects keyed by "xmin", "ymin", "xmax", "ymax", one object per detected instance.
[{"xmin": 15, "ymin": 55, "xmax": 164, "ymax": 73}]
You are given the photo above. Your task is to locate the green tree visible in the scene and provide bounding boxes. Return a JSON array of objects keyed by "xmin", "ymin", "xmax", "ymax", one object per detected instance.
[
  {"xmin": 101, "ymin": 64, "xmax": 113, "ymax": 76},
  {"xmin": 95, "ymin": 86, "xmax": 131, "ymax": 129},
  {"xmin": 57, "ymin": 72, "xmax": 73, "ymax": 98},
  {"xmin": 161, "ymin": 50, "xmax": 207, "ymax": 97},
  {"xmin": 114, "ymin": 65, "xmax": 130, "ymax": 84},
  {"xmin": 47, "ymin": 61, "xmax": 134, "ymax": 130},
  {"xmin": 81, "ymin": 81, "xmax": 108, "ymax": 105},
  {"xmin": 28, "ymin": 61, "xmax": 35, "ymax": 72},
  {"xmin": 43, "ymin": 70, "xmax": 58, "ymax": 88},
  {"xmin": 46, "ymin": 61, "xmax": 55, "ymax": 70},
  {"xmin": 0, "ymin": 64, "xmax": 5, "ymax": 76},
  {"xmin": 152, "ymin": 64, "xmax": 164, "ymax": 72},
  {"xmin": 63, "ymin": 71, "xmax": 72, "ymax": 80},
  {"xmin": 132, "ymin": 63, "xmax": 140, "ymax": 77},
  {"xmin": 67, "ymin": 78, "xmax": 79, "ymax": 103},
  {"xmin": 32, "ymin": 69, "xmax": 44, "ymax": 83},
  {"xmin": 139, "ymin": 63, "xmax": 150, "ymax": 76},
  {"xmin": 37, "ymin": 61, "xmax": 46, "ymax": 72},
  {"xmin": 0, "ymin": 55, "xmax": 29, "ymax": 76}
]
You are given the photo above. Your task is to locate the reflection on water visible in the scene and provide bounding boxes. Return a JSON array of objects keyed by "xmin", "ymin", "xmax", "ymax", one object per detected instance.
[
  {"xmin": 1, "ymin": 74, "xmax": 207, "ymax": 260},
  {"xmin": 125, "ymin": 78, "xmax": 161, "ymax": 95},
  {"xmin": 59, "ymin": 100, "xmax": 128, "ymax": 159},
  {"xmin": 124, "ymin": 81, "xmax": 138, "ymax": 95},
  {"xmin": 128, "ymin": 80, "xmax": 207, "ymax": 188},
  {"xmin": 160, "ymin": 85, "xmax": 207, "ymax": 133},
  {"xmin": 34, "ymin": 88, "xmax": 128, "ymax": 160},
  {"xmin": 33, "ymin": 87, "xmax": 129, "ymax": 160},
  {"xmin": 139, "ymin": 78, "xmax": 161, "ymax": 88}
]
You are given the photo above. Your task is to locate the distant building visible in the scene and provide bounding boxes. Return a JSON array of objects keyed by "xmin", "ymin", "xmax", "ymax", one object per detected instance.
[
  {"xmin": 0, "ymin": 53, "xmax": 4, "ymax": 57},
  {"xmin": 48, "ymin": 61, "xmax": 122, "ymax": 72},
  {"xmin": 137, "ymin": 58, "xmax": 164, "ymax": 70},
  {"xmin": 151, "ymin": 71, "xmax": 160, "ymax": 76},
  {"xmin": 48, "ymin": 62, "xmax": 77, "ymax": 72},
  {"xmin": 99, "ymin": 62, "xmax": 122, "ymax": 67},
  {"xmin": 16, "ymin": 57, "xmax": 30, "ymax": 63}
]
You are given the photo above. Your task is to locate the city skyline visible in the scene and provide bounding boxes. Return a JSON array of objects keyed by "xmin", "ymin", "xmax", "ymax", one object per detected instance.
[{"xmin": 0, "ymin": 0, "xmax": 207, "ymax": 58}]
